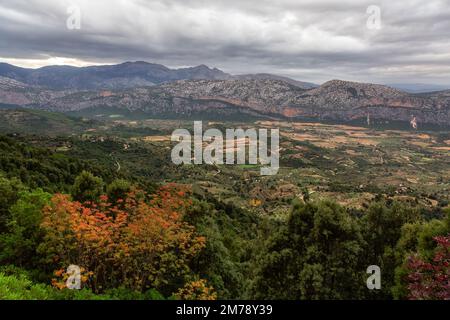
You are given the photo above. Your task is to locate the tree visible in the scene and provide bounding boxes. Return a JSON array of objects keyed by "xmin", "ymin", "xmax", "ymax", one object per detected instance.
[
  {"xmin": 392, "ymin": 222, "xmax": 423, "ymax": 299},
  {"xmin": 361, "ymin": 201, "xmax": 421, "ymax": 298},
  {"xmin": 106, "ymin": 179, "xmax": 132, "ymax": 205},
  {"xmin": 185, "ymin": 197, "xmax": 258, "ymax": 299},
  {"xmin": 393, "ymin": 208, "xmax": 449, "ymax": 299},
  {"xmin": 0, "ymin": 189, "xmax": 51, "ymax": 268},
  {"xmin": 252, "ymin": 199, "xmax": 364, "ymax": 299},
  {"xmin": 0, "ymin": 176, "xmax": 26, "ymax": 233},
  {"xmin": 39, "ymin": 184, "xmax": 206, "ymax": 295},
  {"xmin": 71, "ymin": 171, "xmax": 104, "ymax": 203}
]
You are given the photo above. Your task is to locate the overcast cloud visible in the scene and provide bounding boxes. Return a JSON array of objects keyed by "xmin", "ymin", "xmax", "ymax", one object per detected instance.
[{"xmin": 0, "ymin": 0, "xmax": 450, "ymax": 84}]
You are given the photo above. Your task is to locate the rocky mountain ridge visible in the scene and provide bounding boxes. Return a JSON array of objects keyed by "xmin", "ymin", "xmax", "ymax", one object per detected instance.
[{"xmin": 1, "ymin": 62, "xmax": 449, "ymax": 125}]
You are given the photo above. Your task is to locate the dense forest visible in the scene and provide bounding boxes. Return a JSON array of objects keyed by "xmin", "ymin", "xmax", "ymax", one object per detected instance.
[{"xmin": 0, "ymin": 134, "xmax": 448, "ymax": 300}]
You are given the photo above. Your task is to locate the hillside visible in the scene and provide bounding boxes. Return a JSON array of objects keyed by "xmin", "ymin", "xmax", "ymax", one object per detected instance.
[
  {"xmin": 0, "ymin": 108, "xmax": 96, "ymax": 135},
  {"xmin": 28, "ymin": 79, "xmax": 450, "ymax": 125},
  {"xmin": 1, "ymin": 63, "xmax": 450, "ymax": 125}
]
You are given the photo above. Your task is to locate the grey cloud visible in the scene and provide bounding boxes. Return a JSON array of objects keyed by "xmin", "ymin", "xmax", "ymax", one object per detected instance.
[{"xmin": 0, "ymin": 0, "xmax": 449, "ymax": 85}]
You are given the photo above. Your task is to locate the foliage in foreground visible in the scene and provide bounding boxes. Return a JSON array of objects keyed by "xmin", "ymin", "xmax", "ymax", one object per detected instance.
[
  {"xmin": 252, "ymin": 200, "xmax": 365, "ymax": 299},
  {"xmin": 0, "ymin": 164, "xmax": 448, "ymax": 300},
  {"xmin": 41, "ymin": 184, "xmax": 207, "ymax": 296},
  {"xmin": 406, "ymin": 235, "xmax": 449, "ymax": 300},
  {"xmin": 0, "ymin": 267, "xmax": 165, "ymax": 300}
]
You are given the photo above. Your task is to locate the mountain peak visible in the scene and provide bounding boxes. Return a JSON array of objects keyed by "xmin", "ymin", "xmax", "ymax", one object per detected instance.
[{"xmin": 194, "ymin": 64, "xmax": 210, "ymax": 69}]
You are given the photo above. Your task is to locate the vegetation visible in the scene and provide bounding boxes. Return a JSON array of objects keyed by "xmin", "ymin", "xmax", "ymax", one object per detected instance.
[
  {"xmin": 0, "ymin": 116, "xmax": 448, "ymax": 300},
  {"xmin": 252, "ymin": 200, "xmax": 364, "ymax": 299}
]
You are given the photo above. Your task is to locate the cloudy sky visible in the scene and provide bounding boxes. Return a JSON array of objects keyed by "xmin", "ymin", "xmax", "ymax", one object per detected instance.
[{"xmin": 1, "ymin": 0, "xmax": 450, "ymax": 85}]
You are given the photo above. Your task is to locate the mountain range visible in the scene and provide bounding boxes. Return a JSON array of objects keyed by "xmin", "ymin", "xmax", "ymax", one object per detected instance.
[
  {"xmin": 0, "ymin": 61, "xmax": 449, "ymax": 126},
  {"xmin": 0, "ymin": 61, "xmax": 317, "ymax": 90}
]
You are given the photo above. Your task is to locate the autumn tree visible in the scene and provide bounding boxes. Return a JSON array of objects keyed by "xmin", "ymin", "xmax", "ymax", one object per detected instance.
[
  {"xmin": 175, "ymin": 279, "xmax": 217, "ymax": 300},
  {"xmin": 39, "ymin": 184, "xmax": 206, "ymax": 295}
]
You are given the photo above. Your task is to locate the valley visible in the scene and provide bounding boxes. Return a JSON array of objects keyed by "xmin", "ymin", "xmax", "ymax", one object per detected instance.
[
  {"xmin": 4, "ymin": 111, "xmax": 447, "ymax": 217},
  {"xmin": 0, "ymin": 63, "xmax": 448, "ymax": 301}
]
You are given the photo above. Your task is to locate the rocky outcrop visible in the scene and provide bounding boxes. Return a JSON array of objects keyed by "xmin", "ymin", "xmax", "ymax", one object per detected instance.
[{"xmin": 1, "ymin": 66, "xmax": 449, "ymax": 125}]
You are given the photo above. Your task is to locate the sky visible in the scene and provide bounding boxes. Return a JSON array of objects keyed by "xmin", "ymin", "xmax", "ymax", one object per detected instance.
[{"xmin": 1, "ymin": 0, "xmax": 450, "ymax": 85}]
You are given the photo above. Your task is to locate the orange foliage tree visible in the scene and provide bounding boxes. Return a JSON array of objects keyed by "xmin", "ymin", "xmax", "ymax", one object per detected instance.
[
  {"xmin": 175, "ymin": 279, "xmax": 217, "ymax": 300},
  {"xmin": 38, "ymin": 184, "xmax": 206, "ymax": 294}
]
